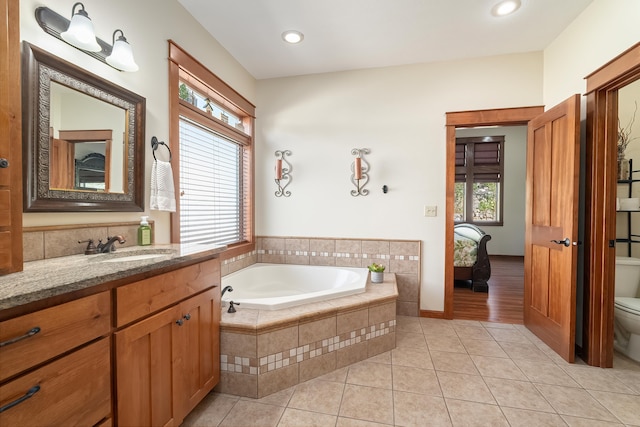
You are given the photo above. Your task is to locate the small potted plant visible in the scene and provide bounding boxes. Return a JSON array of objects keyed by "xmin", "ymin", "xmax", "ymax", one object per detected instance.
[{"xmin": 368, "ymin": 262, "xmax": 385, "ymax": 283}]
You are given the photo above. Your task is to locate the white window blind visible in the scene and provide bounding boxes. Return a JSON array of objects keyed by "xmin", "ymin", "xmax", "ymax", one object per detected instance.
[{"xmin": 179, "ymin": 116, "xmax": 244, "ymax": 246}]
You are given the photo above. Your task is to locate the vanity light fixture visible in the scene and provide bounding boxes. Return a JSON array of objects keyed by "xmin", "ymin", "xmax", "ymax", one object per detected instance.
[
  {"xmin": 35, "ymin": 5, "xmax": 139, "ymax": 72},
  {"xmin": 60, "ymin": 2, "xmax": 100, "ymax": 52},
  {"xmin": 491, "ymin": 0, "xmax": 521, "ymax": 17},
  {"xmin": 106, "ymin": 30, "xmax": 139, "ymax": 72},
  {"xmin": 274, "ymin": 150, "xmax": 292, "ymax": 197},
  {"xmin": 282, "ymin": 30, "xmax": 304, "ymax": 44},
  {"xmin": 351, "ymin": 148, "xmax": 370, "ymax": 197}
]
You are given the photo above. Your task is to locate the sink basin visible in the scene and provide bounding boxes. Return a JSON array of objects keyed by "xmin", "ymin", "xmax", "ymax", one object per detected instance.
[{"xmin": 99, "ymin": 253, "xmax": 168, "ymax": 263}]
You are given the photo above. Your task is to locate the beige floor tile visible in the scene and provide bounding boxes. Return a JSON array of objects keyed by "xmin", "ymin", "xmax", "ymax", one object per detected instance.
[
  {"xmin": 513, "ymin": 359, "xmax": 580, "ymax": 387},
  {"xmin": 481, "ymin": 322, "xmax": 518, "ymax": 330},
  {"xmin": 451, "ymin": 319, "xmax": 484, "ymax": 328},
  {"xmin": 588, "ymin": 390, "xmax": 640, "ymax": 425},
  {"xmin": 336, "ymin": 417, "xmax": 392, "ymax": 426},
  {"xmin": 613, "ymin": 352, "xmax": 640, "ymax": 372},
  {"xmin": 316, "ymin": 366, "xmax": 349, "ymax": 383},
  {"xmin": 431, "ymin": 351, "xmax": 479, "ymax": 375},
  {"xmin": 339, "ymin": 384, "xmax": 394, "ymax": 425},
  {"xmin": 426, "ymin": 335, "xmax": 467, "ymax": 353},
  {"xmin": 219, "ymin": 400, "xmax": 285, "ymax": 427},
  {"xmin": 368, "ymin": 350, "xmax": 392, "ymax": 364},
  {"xmin": 182, "ymin": 393, "xmax": 239, "ymax": 427},
  {"xmin": 394, "ymin": 391, "xmax": 452, "ymax": 426},
  {"xmin": 499, "ymin": 341, "xmax": 553, "ymax": 362},
  {"xmin": 396, "ymin": 315, "xmax": 424, "ymax": 334},
  {"xmin": 287, "ymin": 379, "xmax": 345, "ymax": 415},
  {"xmin": 561, "ymin": 415, "xmax": 624, "ymax": 426},
  {"xmin": 484, "ymin": 377, "xmax": 555, "ymax": 412},
  {"xmin": 437, "ymin": 371, "xmax": 495, "ymax": 404},
  {"xmin": 452, "ymin": 325, "xmax": 493, "ymax": 341},
  {"xmin": 396, "ymin": 331, "xmax": 428, "ymax": 350},
  {"xmin": 471, "ymin": 355, "xmax": 528, "ymax": 380},
  {"xmin": 535, "ymin": 384, "xmax": 618, "ymax": 422},
  {"xmin": 486, "ymin": 327, "xmax": 531, "ymax": 343},
  {"xmin": 608, "ymin": 368, "xmax": 640, "ymax": 394},
  {"xmin": 242, "ymin": 385, "xmax": 296, "ymax": 406},
  {"xmin": 420, "ymin": 318, "xmax": 457, "ymax": 337},
  {"xmin": 276, "ymin": 408, "xmax": 337, "ymax": 427},
  {"xmin": 347, "ymin": 361, "xmax": 393, "ymax": 389},
  {"xmin": 445, "ymin": 399, "xmax": 509, "ymax": 427},
  {"xmin": 561, "ymin": 365, "xmax": 636, "ymax": 394},
  {"xmin": 391, "ymin": 347, "xmax": 434, "ymax": 369},
  {"xmin": 501, "ymin": 407, "xmax": 567, "ymax": 427},
  {"xmin": 461, "ymin": 338, "xmax": 509, "ymax": 358},
  {"xmin": 392, "ymin": 365, "xmax": 442, "ymax": 396}
]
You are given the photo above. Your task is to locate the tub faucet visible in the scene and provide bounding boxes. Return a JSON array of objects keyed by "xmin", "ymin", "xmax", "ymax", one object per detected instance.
[
  {"xmin": 221, "ymin": 286, "xmax": 233, "ymax": 297},
  {"xmin": 97, "ymin": 235, "xmax": 126, "ymax": 253}
]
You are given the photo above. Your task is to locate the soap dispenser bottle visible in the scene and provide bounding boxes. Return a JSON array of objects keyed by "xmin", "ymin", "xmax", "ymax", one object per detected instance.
[{"xmin": 138, "ymin": 216, "xmax": 152, "ymax": 246}]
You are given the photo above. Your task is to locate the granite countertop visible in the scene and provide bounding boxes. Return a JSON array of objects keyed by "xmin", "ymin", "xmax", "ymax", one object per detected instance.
[{"xmin": 0, "ymin": 243, "xmax": 226, "ymax": 311}]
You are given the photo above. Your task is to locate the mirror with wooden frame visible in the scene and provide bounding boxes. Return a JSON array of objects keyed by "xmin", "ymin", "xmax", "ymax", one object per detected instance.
[{"xmin": 22, "ymin": 42, "xmax": 145, "ymax": 212}]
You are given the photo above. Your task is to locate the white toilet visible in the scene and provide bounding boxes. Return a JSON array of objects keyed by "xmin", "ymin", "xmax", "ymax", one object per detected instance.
[{"xmin": 614, "ymin": 256, "xmax": 640, "ymax": 362}]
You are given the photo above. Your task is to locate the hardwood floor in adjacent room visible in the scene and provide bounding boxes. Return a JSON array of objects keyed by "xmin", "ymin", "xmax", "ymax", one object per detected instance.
[{"xmin": 454, "ymin": 255, "xmax": 524, "ymax": 324}]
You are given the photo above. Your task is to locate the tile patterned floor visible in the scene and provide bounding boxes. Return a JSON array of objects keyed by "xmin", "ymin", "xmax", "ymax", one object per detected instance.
[{"xmin": 182, "ymin": 316, "xmax": 640, "ymax": 427}]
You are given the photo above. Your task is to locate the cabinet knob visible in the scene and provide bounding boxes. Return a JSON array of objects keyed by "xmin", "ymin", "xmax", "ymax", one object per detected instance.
[
  {"xmin": 183, "ymin": 314, "xmax": 191, "ymax": 321},
  {"xmin": 176, "ymin": 319, "xmax": 184, "ymax": 326},
  {"xmin": 0, "ymin": 158, "xmax": 8, "ymax": 168}
]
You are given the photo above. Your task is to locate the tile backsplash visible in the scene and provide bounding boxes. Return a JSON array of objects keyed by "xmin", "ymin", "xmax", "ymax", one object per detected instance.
[
  {"xmin": 22, "ymin": 221, "xmax": 150, "ymax": 262},
  {"xmin": 222, "ymin": 236, "xmax": 421, "ymax": 316}
]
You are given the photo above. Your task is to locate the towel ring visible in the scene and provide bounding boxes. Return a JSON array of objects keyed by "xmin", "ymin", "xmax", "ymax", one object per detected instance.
[{"xmin": 151, "ymin": 136, "xmax": 172, "ymax": 162}]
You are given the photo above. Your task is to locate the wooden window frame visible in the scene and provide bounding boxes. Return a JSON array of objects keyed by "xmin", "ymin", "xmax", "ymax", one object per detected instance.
[
  {"xmin": 168, "ymin": 41, "xmax": 256, "ymax": 257},
  {"xmin": 455, "ymin": 136, "xmax": 505, "ymax": 226}
]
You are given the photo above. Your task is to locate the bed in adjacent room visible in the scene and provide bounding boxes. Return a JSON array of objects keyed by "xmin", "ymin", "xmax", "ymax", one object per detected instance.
[{"xmin": 454, "ymin": 223, "xmax": 492, "ymax": 292}]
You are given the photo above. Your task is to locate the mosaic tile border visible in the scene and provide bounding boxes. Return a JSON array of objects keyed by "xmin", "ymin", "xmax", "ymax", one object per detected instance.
[{"xmin": 221, "ymin": 319, "xmax": 396, "ymax": 376}]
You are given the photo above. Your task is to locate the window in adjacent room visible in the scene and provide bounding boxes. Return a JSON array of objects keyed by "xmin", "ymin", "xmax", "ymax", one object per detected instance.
[
  {"xmin": 454, "ymin": 136, "xmax": 504, "ymax": 225},
  {"xmin": 169, "ymin": 42, "xmax": 255, "ymax": 248}
]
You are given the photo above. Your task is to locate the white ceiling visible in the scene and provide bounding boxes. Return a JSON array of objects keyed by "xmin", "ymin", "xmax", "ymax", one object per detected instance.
[{"xmin": 178, "ymin": 0, "xmax": 594, "ymax": 80}]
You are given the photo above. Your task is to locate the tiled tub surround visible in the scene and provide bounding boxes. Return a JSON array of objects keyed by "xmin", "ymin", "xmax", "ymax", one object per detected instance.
[
  {"xmin": 217, "ymin": 276, "xmax": 398, "ymax": 398},
  {"xmin": 222, "ymin": 237, "xmax": 420, "ymax": 316}
]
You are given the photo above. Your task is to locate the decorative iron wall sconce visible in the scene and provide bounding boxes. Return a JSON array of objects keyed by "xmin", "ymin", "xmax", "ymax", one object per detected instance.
[
  {"xmin": 351, "ymin": 148, "xmax": 370, "ymax": 197},
  {"xmin": 274, "ymin": 150, "xmax": 292, "ymax": 197},
  {"xmin": 35, "ymin": 3, "xmax": 138, "ymax": 72}
]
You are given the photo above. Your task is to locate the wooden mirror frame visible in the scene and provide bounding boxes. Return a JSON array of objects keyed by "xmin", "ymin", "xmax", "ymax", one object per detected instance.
[{"xmin": 22, "ymin": 42, "xmax": 145, "ymax": 212}]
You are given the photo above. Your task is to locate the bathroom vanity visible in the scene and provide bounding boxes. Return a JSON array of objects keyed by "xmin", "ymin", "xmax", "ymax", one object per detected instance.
[{"xmin": 0, "ymin": 244, "xmax": 224, "ymax": 426}]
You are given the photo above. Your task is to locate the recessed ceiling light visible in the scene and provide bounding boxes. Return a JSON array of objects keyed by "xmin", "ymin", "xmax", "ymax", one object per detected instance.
[
  {"xmin": 282, "ymin": 30, "xmax": 304, "ymax": 44},
  {"xmin": 491, "ymin": 0, "xmax": 521, "ymax": 17}
]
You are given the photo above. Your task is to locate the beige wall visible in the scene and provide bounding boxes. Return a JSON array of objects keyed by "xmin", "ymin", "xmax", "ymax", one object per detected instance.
[{"xmin": 19, "ymin": 0, "xmax": 257, "ymax": 243}]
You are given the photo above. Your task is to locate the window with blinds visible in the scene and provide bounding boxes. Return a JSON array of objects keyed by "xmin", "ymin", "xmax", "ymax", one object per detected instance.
[
  {"xmin": 179, "ymin": 117, "xmax": 247, "ymax": 245},
  {"xmin": 455, "ymin": 136, "xmax": 504, "ymax": 225}
]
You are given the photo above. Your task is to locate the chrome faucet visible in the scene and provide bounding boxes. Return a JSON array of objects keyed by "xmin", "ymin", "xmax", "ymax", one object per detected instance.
[
  {"xmin": 221, "ymin": 286, "xmax": 233, "ymax": 297},
  {"xmin": 97, "ymin": 235, "xmax": 126, "ymax": 253}
]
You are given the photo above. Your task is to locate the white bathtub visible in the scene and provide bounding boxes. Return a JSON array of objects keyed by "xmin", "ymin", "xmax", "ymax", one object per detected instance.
[{"xmin": 221, "ymin": 263, "xmax": 368, "ymax": 310}]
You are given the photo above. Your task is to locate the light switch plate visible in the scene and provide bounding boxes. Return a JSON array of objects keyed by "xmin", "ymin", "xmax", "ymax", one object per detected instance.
[{"xmin": 424, "ymin": 205, "xmax": 437, "ymax": 217}]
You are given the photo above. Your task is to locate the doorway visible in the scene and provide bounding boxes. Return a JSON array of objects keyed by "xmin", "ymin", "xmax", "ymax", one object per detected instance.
[{"xmin": 452, "ymin": 125, "xmax": 528, "ymax": 323}]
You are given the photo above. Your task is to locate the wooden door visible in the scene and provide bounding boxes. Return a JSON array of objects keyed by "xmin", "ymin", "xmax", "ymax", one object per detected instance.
[
  {"xmin": 177, "ymin": 288, "xmax": 220, "ymax": 420},
  {"xmin": 115, "ymin": 305, "xmax": 182, "ymax": 427},
  {"xmin": 524, "ymin": 94, "xmax": 580, "ymax": 362},
  {"xmin": 0, "ymin": 0, "xmax": 22, "ymax": 274}
]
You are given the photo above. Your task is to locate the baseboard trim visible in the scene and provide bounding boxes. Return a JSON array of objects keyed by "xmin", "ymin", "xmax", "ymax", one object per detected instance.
[{"xmin": 420, "ymin": 309, "xmax": 446, "ymax": 319}]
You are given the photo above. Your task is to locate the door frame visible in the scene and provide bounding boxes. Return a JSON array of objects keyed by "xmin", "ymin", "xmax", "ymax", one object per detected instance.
[
  {"xmin": 444, "ymin": 106, "xmax": 544, "ymax": 319},
  {"xmin": 584, "ymin": 42, "xmax": 640, "ymax": 368}
]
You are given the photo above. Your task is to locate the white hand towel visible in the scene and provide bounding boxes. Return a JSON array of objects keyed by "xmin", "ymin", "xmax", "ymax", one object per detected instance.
[{"xmin": 150, "ymin": 160, "xmax": 176, "ymax": 212}]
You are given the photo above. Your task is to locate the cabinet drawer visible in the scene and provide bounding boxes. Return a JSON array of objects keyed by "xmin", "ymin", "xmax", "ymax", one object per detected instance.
[
  {"xmin": 116, "ymin": 258, "xmax": 220, "ymax": 327},
  {"xmin": 0, "ymin": 338, "xmax": 111, "ymax": 427},
  {"xmin": 0, "ymin": 291, "xmax": 110, "ymax": 382}
]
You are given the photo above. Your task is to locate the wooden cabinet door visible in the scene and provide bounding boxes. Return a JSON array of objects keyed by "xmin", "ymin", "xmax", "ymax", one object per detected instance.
[
  {"xmin": 0, "ymin": 0, "xmax": 23, "ymax": 274},
  {"xmin": 177, "ymin": 288, "xmax": 221, "ymax": 420},
  {"xmin": 115, "ymin": 305, "xmax": 182, "ymax": 427}
]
